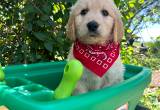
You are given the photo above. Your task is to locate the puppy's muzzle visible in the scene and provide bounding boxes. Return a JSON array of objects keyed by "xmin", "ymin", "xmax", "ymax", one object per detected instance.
[{"xmin": 87, "ymin": 21, "xmax": 99, "ymax": 34}]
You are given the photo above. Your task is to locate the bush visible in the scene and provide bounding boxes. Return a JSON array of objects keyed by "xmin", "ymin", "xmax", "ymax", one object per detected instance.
[
  {"xmin": 0, "ymin": 0, "xmax": 75, "ymax": 65},
  {"xmin": 121, "ymin": 40, "xmax": 160, "ymax": 70},
  {"xmin": 148, "ymin": 37, "xmax": 160, "ymax": 58},
  {"xmin": 140, "ymin": 88, "xmax": 160, "ymax": 109}
]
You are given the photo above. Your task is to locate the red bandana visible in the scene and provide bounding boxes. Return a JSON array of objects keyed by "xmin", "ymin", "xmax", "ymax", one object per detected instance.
[{"xmin": 73, "ymin": 40, "xmax": 120, "ymax": 77}]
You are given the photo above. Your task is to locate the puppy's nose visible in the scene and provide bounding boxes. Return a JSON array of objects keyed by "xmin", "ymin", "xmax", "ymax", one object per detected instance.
[{"xmin": 87, "ymin": 21, "xmax": 99, "ymax": 32}]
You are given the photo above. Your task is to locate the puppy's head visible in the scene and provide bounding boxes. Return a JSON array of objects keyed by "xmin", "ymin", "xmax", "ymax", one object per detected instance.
[{"xmin": 66, "ymin": 0, "xmax": 124, "ymax": 45}]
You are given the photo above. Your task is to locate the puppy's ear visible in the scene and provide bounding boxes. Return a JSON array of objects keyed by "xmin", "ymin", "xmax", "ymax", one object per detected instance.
[
  {"xmin": 66, "ymin": 9, "xmax": 76, "ymax": 41},
  {"xmin": 109, "ymin": 1, "xmax": 124, "ymax": 43},
  {"xmin": 113, "ymin": 16, "xmax": 124, "ymax": 43}
]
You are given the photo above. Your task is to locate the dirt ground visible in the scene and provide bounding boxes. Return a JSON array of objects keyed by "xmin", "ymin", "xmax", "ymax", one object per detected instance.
[{"xmin": 151, "ymin": 70, "xmax": 160, "ymax": 87}]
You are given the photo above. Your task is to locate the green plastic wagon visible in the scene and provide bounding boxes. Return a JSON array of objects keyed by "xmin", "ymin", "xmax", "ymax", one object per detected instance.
[{"xmin": 0, "ymin": 61, "xmax": 151, "ymax": 110}]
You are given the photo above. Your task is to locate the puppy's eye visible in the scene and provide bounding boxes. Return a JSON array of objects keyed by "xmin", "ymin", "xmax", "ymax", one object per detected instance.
[
  {"xmin": 80, "ymin": 9, "xmax": 89, "ymax": 16},
  {"xmin": 102, "ymin": 10, "xmax": 109, "ymax": 16}
]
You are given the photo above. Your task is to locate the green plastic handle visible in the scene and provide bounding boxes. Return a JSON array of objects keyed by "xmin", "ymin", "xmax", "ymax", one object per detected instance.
[
  {"xmin": 0, "ymin": 64, "xmax": 5, "ymax": 81},
  {"xmin": 54, "ymin": 60, "xmax": 83, "ymax": 99}
]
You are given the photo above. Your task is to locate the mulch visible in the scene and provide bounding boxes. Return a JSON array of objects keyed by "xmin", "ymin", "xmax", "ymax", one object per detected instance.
[{"xmin": 151, "ymin": 70, "xmax": 160, "ymax": 87}]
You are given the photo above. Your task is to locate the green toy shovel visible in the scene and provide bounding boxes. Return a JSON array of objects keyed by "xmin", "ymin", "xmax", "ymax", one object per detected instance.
[{"xmin": 54, "ymin": 60, "xmax": 83, "ymax": 99}]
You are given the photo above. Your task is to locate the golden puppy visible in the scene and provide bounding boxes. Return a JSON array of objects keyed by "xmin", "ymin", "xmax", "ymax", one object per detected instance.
[{"xmin": 67, "ymin": 0, "xmax": 125, "ymax": 95}]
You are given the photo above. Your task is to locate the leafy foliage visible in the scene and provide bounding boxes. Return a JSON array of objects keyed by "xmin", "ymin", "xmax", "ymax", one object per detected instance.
[
  {"xmin": 148, "ymin": 37, "xmax": 160, "ymax": 57},
  {"xmin": 121, "ymin": 44, "xmax": 138, "ymax": 65},
  {"xmin": 140, "ymin": 88, "xmax": 160, "ymax": 109},
  {"xmin": 119, "ymin": 0, "xmax": 160, "ymax": 40},
  {"xmin": 0, "ymin": 0, "xmax": 73, "ymax": 65},
  {"xmin": 121, "ymin": 41, "xmax": 160, "ymax": 70}
]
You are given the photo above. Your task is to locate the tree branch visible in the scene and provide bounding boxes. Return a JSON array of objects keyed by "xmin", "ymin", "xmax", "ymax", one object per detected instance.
[{"xmin": 127, "ymin": 0, "xmax": 157, "ymax": 29}]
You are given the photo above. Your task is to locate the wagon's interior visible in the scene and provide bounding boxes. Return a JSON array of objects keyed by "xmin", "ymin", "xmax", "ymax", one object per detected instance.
[
  {"xmin": 4, "ymin": 64, "xmax": 143, "ymax": 103},
  {"xmin": 5, "ymin": 77, "xmax": 54, "ymax": 102}
]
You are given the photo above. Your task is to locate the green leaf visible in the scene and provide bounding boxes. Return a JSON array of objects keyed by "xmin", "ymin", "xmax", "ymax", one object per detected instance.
[
  {"xmin": 43, "ymin": 3, "xmax": 52, "ymax": 14},
  {"xmin": 128, "ymin": 12, "xmax": 134, "ymax": 18},
  {"xmin": 126, "ymin": 12, "xmax": 134, "ymax": 19},
  {"xmin": 129, "ymin": 0, "xmax": 136, "ymax": 8},
  {"xmin": 25, "ymin": 23, "xmax": 32, "ymax": 32},
  {"xmin": 41, "ymin": 15, "xmax": 49, "ymax": 21},
  {"xmin": 138, "ymin": 0, "xmax": 144, "ymax": 4},
  {"xmin": 44, "ymin": 41, "xmax": 53, "ymax": 52},
  {"xmin": 114, "ymin": 0, "xmax": 120, "ymax": 6},
  {"xmin": 127, "ymin": 29, "xmax": 132, "ymax": 33},
  {"xmin": 36, "ymin": 20, "xmax": 44, "ymax": 27},
  {"xmin": 23, "ymin": 4, "xmax": 37, "ymax": 14},
  {"xmin": 53, "ymin": 4, "xmax": 60, "ymax": 13},
  {"xmin": 129, "ymin": 3, "xmax": 135, "ymax": 8},
  {"xmin": 33, "ymin": 32, "xmax": 48, "ymax": 41}
]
